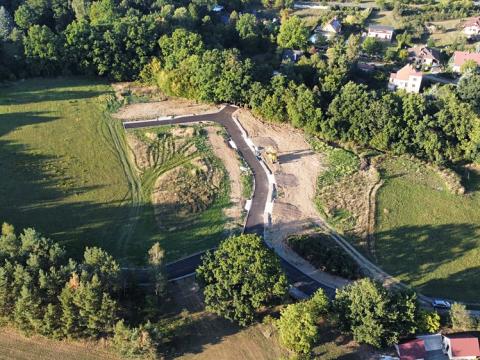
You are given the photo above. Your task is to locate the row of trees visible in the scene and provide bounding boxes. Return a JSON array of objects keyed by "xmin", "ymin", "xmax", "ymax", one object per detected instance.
[
  {"xmin": 0, "ymin": 223, "xmax": 164, "ymax": 357},
  {"xmin": 196, "ymin": 234, "xmax": 443, "ymax": 356},
  {"xmin": 142, "ymin": 26, "xmax": 480, "ymax": 164}
]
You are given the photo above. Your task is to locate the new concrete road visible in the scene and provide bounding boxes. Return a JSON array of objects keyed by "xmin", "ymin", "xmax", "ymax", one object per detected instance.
[{"xmin": 123, "ymin": 106, "xmax": 336, "ymax": 299}]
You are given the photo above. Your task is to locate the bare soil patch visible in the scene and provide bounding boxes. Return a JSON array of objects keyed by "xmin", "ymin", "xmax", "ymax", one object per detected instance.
[
  {"xmin": 205, "ymin": 126, "xmax": 244, "ymax": 228},
  {"xmin": 235, "ymin": 109, "xmax": 326, "ymax": 242},
  {"xmin": 114, "ymin": 97, "xmax": 220, "ymax": 121}
]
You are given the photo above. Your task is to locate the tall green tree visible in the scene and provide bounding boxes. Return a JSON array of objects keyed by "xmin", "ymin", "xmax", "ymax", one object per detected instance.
[
  {"xmin": 196, "ymin": 234, "xmax": 287, "ymax": 326},
  {"xmin": 277, "ymin": 15, "xmax": 308, "ymax": 50},
  {"xmin": 0, "ymin": 6, "xmax": 13, "ymax": 40},
  {"xmin": 23, "ymin": 24, "xmax": 63, "ymax": 76}
]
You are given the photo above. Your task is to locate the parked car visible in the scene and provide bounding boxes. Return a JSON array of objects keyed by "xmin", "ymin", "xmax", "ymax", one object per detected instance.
[{"xmin": 432, "ymin": 299, "xmax": 451, "ymax": 309}]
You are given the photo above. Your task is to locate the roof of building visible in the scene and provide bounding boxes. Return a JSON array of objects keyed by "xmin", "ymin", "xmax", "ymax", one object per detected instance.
[
  {"xmin": 368, "ymin": 25, "xmax": 394, "ymax": 33},
  {"xmin": 463, "ymin": 16, "xmax": 480, "ymax": 28},
  {"xmin": 446, "ymin": 336, "xmax": 480, "ymax": 358},
  {"xmin": 408, "ymin": 46, "xmax": 441, "ymax": 61},
  {"xmin": 397, "ymin": 339, "xmax": 426, "ymax": 360},
  {"xmin": 390, "ymin": 64, "xmax": 423, "ymax": 81},
  {"xmin": 452, "ymin": 51, "xmax": 480, "ymax": 67},
  {"xmin": 323, "ymin": 17, "xmax": 342, "ymax": 33}
]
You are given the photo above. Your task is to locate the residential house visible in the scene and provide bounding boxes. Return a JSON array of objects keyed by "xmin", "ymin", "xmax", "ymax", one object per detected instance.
[
  {"xmin": 367, "ymin": 25, "xmax": 394, "ymax": 42},
  {"xmin": 451, "ymin": 51, "xmax": 480, "ymax": 72},
  {"xmin": 310, "ymin": 17, "xmax": 342, "ymax": 43},
  {"xmin": 463, "ymin": 16, "xmax": 480, "ymax": 37},
  {"xmin": 388, "ymin": 64, "xmax": 423, "ymax": 93},
  {"xmin": 282, "ymin": 49, "xmax": 303, "ymax": 62},
  {"xmin": 407, "ymin": 46, "xmax": 442, "ymax": 67},
  {"xmin": 395, "ymin": 338, "xmax": 426, "ymax": 360},
  {"xmin": 442, "ymin": 335, "xmax": 480, "ymax": 360}
]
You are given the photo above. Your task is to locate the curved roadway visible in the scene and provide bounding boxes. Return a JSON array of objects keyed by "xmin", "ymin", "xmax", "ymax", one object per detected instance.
[{"xmin": 123, "ymin": 106, "xmax": 336, "ymax": 299}]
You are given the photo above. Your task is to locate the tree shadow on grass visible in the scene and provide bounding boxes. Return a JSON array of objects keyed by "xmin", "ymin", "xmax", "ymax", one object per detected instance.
[{"xmin": 374, "ymin": 223, "xmax": 480, "ymax": 301}]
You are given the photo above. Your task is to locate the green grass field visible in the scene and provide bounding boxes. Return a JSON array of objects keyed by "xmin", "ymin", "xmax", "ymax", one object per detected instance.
[
  {"xmin": 0, "ymin": 77, "xmax": 133, "ymax": 261},
  {"xmin": 374, "ymin": 157, "xmax": 480, "ymax": 302},
  {"xmin": 0, "ymin": 78, "xmax": 231, "ymax": 265}
]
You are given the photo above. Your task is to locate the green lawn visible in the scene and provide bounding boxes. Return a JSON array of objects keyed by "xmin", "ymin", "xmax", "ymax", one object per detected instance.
[
  {"xmin": 0, "ymin": 78, "xmax": 231, "ymax": 265},
  {"xmin": 374, "ymin": 157, "xmax": 480, "ymax": 302},
  {"xmin": 0, "ymin": 77, "xmax": 133, "ymax": 261}
]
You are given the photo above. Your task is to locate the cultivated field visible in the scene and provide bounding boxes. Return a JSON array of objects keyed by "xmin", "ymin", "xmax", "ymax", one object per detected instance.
[
  {"xmin": 0, "ymin": 78, "xmax": 132, "ymax": 260},
  {"xmin": 374, "ymin": 157, "xmax": 480, "ymax": 302}
]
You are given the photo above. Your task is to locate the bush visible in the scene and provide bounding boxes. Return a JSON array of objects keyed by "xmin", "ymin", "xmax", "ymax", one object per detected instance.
[
  {"xmin": 112, "ymin": 320, "xmax": 157, "ymax": 359},
  {"xmin": 287, "ymin": 233, "xmax": 360, "ymax": 279}
]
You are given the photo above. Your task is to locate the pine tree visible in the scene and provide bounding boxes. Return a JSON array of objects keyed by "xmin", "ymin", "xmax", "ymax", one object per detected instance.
[
  {"xmin": 0, "ymin": 266, "xmax": 12, "ymax": 317},
  {"xmin": 14, "ymin": 285, "xmax": 42, "ymax": 335},
  {"xmin": 41, "ymin": 303, "xmax": 62, "ymax": 338},
  {"xmin": 59, "ymin": 279, "xmax": 79, "ymax": 337},
  {"xmin": 74, "ymin": 275, "xmax": 118, "ymax": 337}
]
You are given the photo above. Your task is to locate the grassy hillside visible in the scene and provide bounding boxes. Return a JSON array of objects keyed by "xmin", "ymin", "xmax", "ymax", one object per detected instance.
[
  {"xmin": 0, "ymin": 78, "xmax": 134, "ymax": 261},
  {"xmin": 0, "ymin": 328, "xmax": 118, "ymax": 360},
  {"xmin": 374, "ymin": 157, "xmax": 480, "ymax": 302}
]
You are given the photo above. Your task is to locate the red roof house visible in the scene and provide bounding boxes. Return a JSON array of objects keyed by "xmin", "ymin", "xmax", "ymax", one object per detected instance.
[
  {"xmin": 451, "ymin": 51, "xmax": 480, "ymax": 72},
  {"xmin": 443, "ymin": 336, "xmax": 480, "ymax": 360},
  {"xmin": 463, "ymin": 16, "xmax": 480, "ymax": 36},
  {"xmin": 388, "ymin": 64, "xmax": 423, "ymax": 93},
  {"xmin": 396, "ymin": 339, "xmax": 427, "ymax": 360}
]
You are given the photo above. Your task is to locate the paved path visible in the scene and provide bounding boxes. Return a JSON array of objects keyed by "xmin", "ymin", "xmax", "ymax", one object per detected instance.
[{"xmin": 123, "ymin": 106, "xmax": 336, "ymax": 299}]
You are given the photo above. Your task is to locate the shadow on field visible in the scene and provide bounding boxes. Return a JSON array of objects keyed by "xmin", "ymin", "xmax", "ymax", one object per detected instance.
[{"xmin": 374, "ymin": 223, "xmax": 480, "ymax": 298}]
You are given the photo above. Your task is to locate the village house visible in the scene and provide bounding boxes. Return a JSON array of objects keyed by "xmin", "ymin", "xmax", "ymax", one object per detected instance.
[
  {"xmin": 310, "ymin": 17, "xmax": 342, "ymax": 43},
  {"xmin": 367, "ymin": 25, "xmax": 394, "ymax": 42},
  {"xmin": 442, "ymin": 335, "xmax": 480, "ymax": 360},
  {"xmin": 407, "ymin": 46, "xmax": 442, "ymax": 67},
  {"xmin": 388, "ymin": 64, "xmax": 423, "ymax": 93},
  {"xmin": 463, "ymin": 16, "xmax": 480, "ymax": 37},
  {"xmin": 451, "ymin": 51, "xmax": 480, "ymax": 72},
  {"xmin": 396, "ymin": 334, "xmax": 480, "ymax": 360}
]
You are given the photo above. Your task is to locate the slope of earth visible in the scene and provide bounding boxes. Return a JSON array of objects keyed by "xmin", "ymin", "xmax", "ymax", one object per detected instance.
[
  {"xmin": 0, "ymin": 328, "xmax": 118, "ymax": 360},
  {"xmin": 374, "ymin": 157, "xmax": 480, "ymax": 302},
  {"xmin": 0, "ymin": 78, "xmax": 131, "ymax": 260}
]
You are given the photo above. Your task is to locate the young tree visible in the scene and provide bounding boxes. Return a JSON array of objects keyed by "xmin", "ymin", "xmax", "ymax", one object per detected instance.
[
  {"xmin": 196, "ymin": 234, "xmax": 287, "ymax": 326},
  {"xmin": 450, "ymin": 302, "xmax": 474, "ymax": 331},
  {"xmin": 148, "ymin": 242, "xmax": 165, "ymax": 297},
  {"xmin": 361, "ymin": 37, "xmax": 382, "ymax": 56},
  {"xmin": 417, "ymin": 310, "xmax": 441, "ymax": 334},
  {"xmin": 277, "ymin": 15, "xmax": 309, "ymax": 50},
  {"xmin": 112, "ymin": 320, "xmax": 157, "ymax": 358},
  {"xmin": 460, "ymin": 59, "xmax": 478, "ymax": 74},
  {"xmin": 277, "ymin": 301, "xmax": 319, "ymax": 354}
]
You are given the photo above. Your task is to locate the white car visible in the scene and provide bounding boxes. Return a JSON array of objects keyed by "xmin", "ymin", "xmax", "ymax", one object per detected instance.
[{"xmin": 432, "ymin": 299, "xmax": 451, "ymax": 309}]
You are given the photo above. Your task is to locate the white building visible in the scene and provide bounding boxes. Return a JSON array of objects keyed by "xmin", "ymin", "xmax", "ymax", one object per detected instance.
[
  {"xmin": 388, "ymin": 64, "xmax": 423, "ymax": 93},
  {"xmin": 463, "ymin": 17, "xmax": 480, "ymax": 37},
  {"xmin": 367, "ymin": 25, "xmax": 394, "ymax": 42}
]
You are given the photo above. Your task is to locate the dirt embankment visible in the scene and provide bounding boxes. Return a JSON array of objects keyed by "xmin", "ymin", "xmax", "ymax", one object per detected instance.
[
  {"xmin": 235, "ymin": 109, "xmax": 326, "ymax": 243},
  {"xmin": 205, "ymin": 126, "xmax": 244, "ymax": 227}
]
